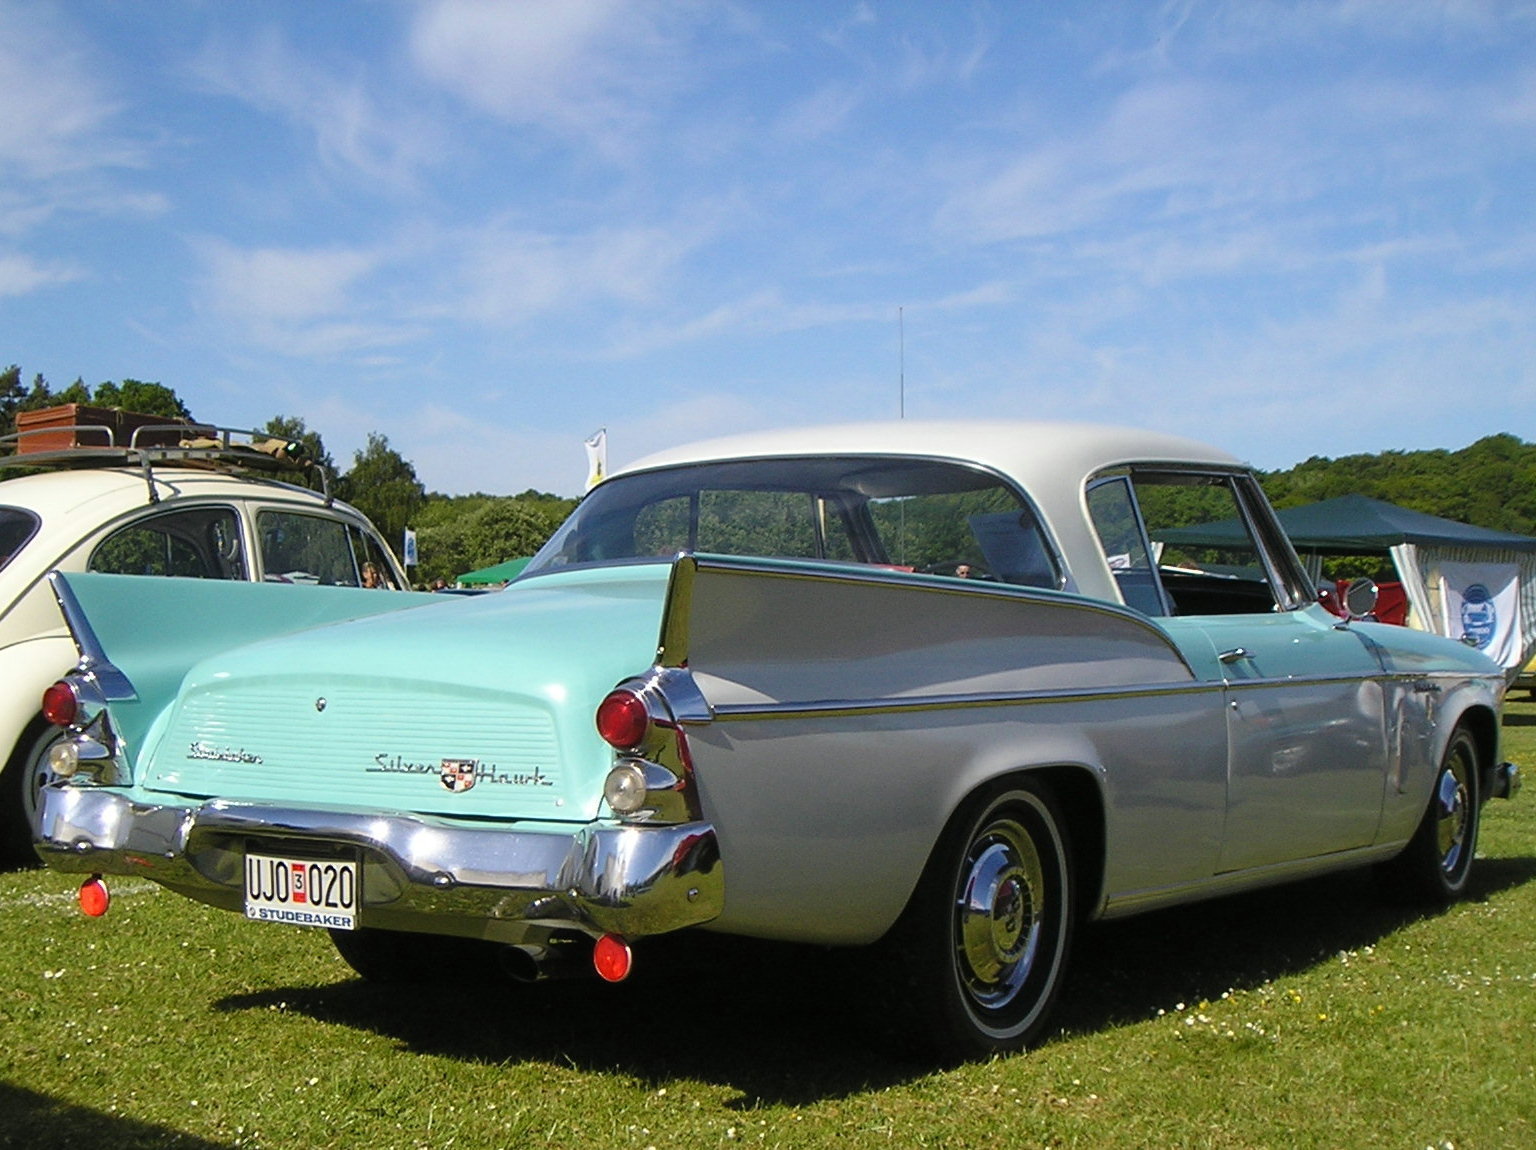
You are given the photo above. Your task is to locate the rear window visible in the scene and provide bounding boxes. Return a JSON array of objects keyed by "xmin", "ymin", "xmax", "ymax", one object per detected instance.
[
  {"xmin": 525, "ymin": 456, "xmax": 1061, "ymax": 589},
  {"xmin": 0, "ymin": 507, "xmax": 41, "ymax": 574}
]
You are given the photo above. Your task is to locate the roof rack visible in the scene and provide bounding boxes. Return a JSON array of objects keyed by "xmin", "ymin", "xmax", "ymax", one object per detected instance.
[{"xmin": 0, "ymin": 423, "xmax": 333, "ymax": 505}]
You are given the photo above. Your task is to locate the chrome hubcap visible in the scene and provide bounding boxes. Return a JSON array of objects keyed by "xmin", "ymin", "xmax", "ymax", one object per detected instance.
[
  {"xmin": 956, "ymin": 822, "xmax": 1044, "ymax": 1009},
  {"xmin": 1434, "ymin": 751, "xmax": 1472, "ymax": 876}
]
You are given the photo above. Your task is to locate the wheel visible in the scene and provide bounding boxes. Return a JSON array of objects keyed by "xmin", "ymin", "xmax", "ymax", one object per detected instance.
[
  {"xmin": 885, "ymin": 779, "xmax": 1075, "ymax": 1060},
  {"xmin": 329, "ymin": 927, "xmax": 501, "ymax": 983},
  {"xmin": 1377, "ymin": 726, "xmax": 1481, "ymax": 904},
  {"xmin": 0, "ymin": 719, "xmax": 62, "ymax": 868}
]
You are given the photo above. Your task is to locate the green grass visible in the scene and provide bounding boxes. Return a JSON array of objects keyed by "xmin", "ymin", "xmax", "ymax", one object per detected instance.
[{"xmin": 4, "ymin": 705, "xmax": 1535, "ymax": 1150}]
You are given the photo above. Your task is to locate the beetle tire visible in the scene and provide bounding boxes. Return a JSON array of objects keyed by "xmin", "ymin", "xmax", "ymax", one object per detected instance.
[
  {"xmin": 1376, "ymin": 726, "xmax": 1481, "ymax": 904},
  {"xmin": 887, "ymin": 777, "xmax": 1075, "ymax": 1060},
  {"xmin": 329, "ymin": 927, "xmax": 500, "ymax": 983},
  {"xmin": 0, "ymin": 718, "xmax": 60, "ymax": 868}
]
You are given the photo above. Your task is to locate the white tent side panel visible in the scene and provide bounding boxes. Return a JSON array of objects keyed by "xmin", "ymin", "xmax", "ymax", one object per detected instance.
[{"xmin": 1393, "ymin": 543, "xmax": 1536, "ymax": 680}]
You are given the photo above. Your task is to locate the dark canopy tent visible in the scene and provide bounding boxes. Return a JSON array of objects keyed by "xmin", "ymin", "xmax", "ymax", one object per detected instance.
[
  {"xmin": 1163, "ymin": 494, "xmax": 1536, "ymax": 554},
  {"xmin": 1160, "ymin": 494, "xmax": 1536, "ymax": 675}
]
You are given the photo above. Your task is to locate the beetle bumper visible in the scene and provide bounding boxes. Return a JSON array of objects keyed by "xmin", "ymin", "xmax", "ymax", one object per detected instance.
[{"xmin": 34, "ymin": 785, "xmax": 723, "ymax": 942}]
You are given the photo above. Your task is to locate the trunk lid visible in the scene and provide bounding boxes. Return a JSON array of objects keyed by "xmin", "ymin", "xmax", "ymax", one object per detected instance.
[{"xmin": 137, "ymin": 564, "xmax": 674, "ymax": 821}]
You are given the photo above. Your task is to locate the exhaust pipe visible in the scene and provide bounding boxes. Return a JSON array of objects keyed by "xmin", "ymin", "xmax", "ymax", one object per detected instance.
[{"xmin": 497, "ymin": 937, "xmax": 594, "ymax": 983}]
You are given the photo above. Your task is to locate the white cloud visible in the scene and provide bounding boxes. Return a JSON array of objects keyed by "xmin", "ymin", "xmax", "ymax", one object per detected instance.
[
  {"xmin": 408, "ymin": 0, "xmax": 699, "ymax": 153},
  {"xmin": 0, "ymin": 252, "xmax": 83, "ymax": 297},
  {"xmin": 199, "ymin": 241, "xmax": 381, "ymax": 321},
  {"xmin": 455, "ymin": 221, "xmax": 705, "ymax": 324},
  {"xmin": 0, "ymin": 2, "xmax": 126, "ymax": 180},
  {"xmin": 188, "ymin": 28, "xmax": 443, "ymax": 191},
  {"xmin": 194, "ymin": 239, "xmax": 425, "ymax": 358}
]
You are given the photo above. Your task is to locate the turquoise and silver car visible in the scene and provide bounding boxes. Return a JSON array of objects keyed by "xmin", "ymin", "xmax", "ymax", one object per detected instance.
[{"xmin": 32, "ymin": 421, "xmax": 1521, "ymax": 1059}]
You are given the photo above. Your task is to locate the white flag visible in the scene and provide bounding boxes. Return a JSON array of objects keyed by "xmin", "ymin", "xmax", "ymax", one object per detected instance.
[
  {"xmin": 1439, "ymin": 561, "xmax": 1521, "ymax": 667},
  {"xmin": 402, "ymin": 528, "xmax": 418, "ymax": 567},
  {"xmin": 584, "ymin": 429, "xmax": 608, "ymax": 490}
]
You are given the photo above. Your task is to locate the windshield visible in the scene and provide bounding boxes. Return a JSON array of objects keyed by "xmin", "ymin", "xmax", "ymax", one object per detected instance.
[
  {"xmin": 0, "ymin": 507, "xmax": 40, "ymax": 574},
  {"xmin": 524, "ymin": 456, "xmax": 1061, "ymax": 589}
]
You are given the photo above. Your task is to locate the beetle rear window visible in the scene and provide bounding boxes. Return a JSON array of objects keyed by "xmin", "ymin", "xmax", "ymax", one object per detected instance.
[
  {"xmin": 525, "ymin": 456, "xmax": 1061, "ymax": 589},
  {"xmin": 0, "ymin": 507, "xmax": 40, "ymax": 574}
]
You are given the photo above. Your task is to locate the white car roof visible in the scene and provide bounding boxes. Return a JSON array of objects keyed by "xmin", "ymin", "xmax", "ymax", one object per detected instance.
[
  {"xmin": 620, "ymin": 420, "xmax": 1240, "ymax": 489},
  {"xmin": 0, "ymin": 465, "xmax": 348, "ymax": 521}
]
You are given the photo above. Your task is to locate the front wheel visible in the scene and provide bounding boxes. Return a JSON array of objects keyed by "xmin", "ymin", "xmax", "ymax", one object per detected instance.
[
  {"xmin": 885, "ymin": 779, "xmax": 1075, "ymax": 1060},
  {"xmin": 1377, "ymin": 726, "xmax": 1481, "ymax": 904}
]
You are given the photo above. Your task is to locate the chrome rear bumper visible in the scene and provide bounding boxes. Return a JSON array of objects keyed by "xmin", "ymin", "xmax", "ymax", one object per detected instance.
[{"xmin": 36, "ymin": 786, "xmax": 723, "ymax": 942}]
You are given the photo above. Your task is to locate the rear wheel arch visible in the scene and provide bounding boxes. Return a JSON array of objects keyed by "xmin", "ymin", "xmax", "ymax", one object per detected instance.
[{"xmin": 877, "ymin": 763, "xmax": 1104, "ymax": 1059}]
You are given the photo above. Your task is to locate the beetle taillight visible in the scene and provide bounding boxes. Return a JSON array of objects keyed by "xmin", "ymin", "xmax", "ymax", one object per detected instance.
[
  {"xmin": 596, "ymin": 689, "xmax": 650, "ymax": 749},
  {"xmin": 42, "ymin": 681, "xmax": 79, "ymax": 727}
]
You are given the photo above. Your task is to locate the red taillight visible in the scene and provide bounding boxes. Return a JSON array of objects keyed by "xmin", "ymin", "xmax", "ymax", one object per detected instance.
[
  {"xmin": 593, "ymin": 933, "xmax": 633, "ymax": 982},
  {"xmin": 79, "ymin": 876, "xmax": 110, "ymax": 917},
  {"xmin": 42, "ymin": 681, "xmax": 78, "ymax": 727},
  {"xmin": 596, "ymin": 689, "xmax": 650, "ymax": 749}
]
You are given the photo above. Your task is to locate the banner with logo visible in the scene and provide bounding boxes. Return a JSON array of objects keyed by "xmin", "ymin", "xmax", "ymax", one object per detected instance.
[{"xmin": 1438, "ymin": 561, "xmax": 1522, "ymax": 667}]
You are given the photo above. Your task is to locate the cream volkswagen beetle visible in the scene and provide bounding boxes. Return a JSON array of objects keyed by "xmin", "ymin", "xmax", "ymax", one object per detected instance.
[
  {"xmin": 0, "ymin": 425, "xmax": 406, "ymax": 864},
  {"xmin": 33, "ymin": 421, "xmax": 1520, "ymax": 1058}
]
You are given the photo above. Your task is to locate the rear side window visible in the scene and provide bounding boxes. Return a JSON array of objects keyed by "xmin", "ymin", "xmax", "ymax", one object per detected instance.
[
  {"xmin": 90, "ymin": 507, "xmax": 246, "ymax": 580},
  {"xmin": 0, "ymin": 507, "xmax": 40, "ymax": 574},
  {"xmin": 258, "ymin": 511, "xmax": 400, "ymax": 588}
]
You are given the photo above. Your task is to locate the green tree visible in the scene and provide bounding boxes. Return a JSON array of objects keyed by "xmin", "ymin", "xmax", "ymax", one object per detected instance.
[
  {"xmin": 92, "ymin": 379, "xmax": 191, "ymax": 419},
  {"xmin": 335, "ymin": 432, "xmax": 425, "ymax": 549},
  {"xmin": 414, "ymin": 499, "xmax": 555, "ymax": 584},
  {"xmin": 0, "ymin": 365, "xmax": 21, "ymax": 439}
]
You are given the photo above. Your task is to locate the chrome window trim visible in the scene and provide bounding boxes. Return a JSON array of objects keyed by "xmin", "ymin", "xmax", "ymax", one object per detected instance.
[{"xmin": 700, "ymin": 669, "xmax": 1427, "ymax": 724}]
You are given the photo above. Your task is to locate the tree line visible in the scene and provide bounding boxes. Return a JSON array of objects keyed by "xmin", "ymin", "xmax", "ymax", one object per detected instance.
[{"xmin": 5, "ymin": 364, "xmax": 1534, "ymax": 584}]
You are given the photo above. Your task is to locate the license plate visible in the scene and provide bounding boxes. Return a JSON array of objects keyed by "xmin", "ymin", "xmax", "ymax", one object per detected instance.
[{"xmin": 243, "ymin": 852, "xmax": 359, "ymax": 931}]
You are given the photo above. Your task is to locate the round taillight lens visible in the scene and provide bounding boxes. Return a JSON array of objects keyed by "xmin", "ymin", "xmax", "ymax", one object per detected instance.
[
  {"xmin": 596, "ymin": 689, "xmax": 650, "ymax": 749},
  {"xmin": 42, "ymin": 681, "xmax": 78, "ymax": 727}
]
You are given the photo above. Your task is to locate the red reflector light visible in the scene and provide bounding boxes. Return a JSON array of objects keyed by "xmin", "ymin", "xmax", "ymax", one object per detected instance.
[
  {"xmin": 593, "ymin": 933, "xmax": 632, "ymax": 982},
  {"xmin": 596, "ymin": 689, "xmax": 650, "ymax": 749},
  {"xmin": 42, "ymin": 681, "xmax": 78, "ymax": 727},
  {"xmin": 79, "ymin": 876, "xmax": 110, "ymax": 917}
]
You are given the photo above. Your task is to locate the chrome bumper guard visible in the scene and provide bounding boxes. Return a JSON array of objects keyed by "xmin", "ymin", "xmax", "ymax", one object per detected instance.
[
  {"xmin": 1486, "ymin": 761, "xmax": 1521, "ymax": 802},
  {"xmin": 36, "ymin": 786, "xmax": 723, "ymax": 941}
]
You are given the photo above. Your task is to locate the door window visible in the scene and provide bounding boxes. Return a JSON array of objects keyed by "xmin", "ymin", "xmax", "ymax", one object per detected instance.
[{"xmin": 1088, "ymin": 469, "xmax": 1309, "ymax": 615}]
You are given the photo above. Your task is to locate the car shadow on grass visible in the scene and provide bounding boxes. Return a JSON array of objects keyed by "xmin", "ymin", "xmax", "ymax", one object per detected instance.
[
  {"xmin": 211, "ymin": 857, "xmax": 1536, "ymax": 1107},
  {"xmin": 0, "ymin": 1082, "xmax": 238, "ymax": 1150}
]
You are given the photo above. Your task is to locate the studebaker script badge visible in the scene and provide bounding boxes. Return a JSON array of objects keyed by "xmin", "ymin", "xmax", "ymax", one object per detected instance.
[
  {"xmin": 368, "ymin": 753, "xmax": 554, "ymax": 791},
  {"xmin": 187, "ymin": 741, "xmax": 263, "ymax": 765}
]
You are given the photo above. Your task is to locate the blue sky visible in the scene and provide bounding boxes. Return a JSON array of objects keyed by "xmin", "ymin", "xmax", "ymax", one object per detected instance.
[{"xmin": 3, "ymin": 1, "xmax": 1534, "ymax": 496}]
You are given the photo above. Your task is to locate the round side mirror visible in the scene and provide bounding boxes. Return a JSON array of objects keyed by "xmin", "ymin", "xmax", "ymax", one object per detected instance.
[{"xmin": 1342, "ymin": 577, "xmax": 1379, "ymax": 621}]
